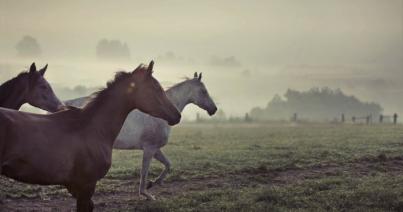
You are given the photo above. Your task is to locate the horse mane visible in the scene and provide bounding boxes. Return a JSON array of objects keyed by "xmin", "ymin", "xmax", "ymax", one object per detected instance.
[
  {"xmin": 166, "ymin": 77, "xmax": 195, "ymax": 91},
  {"xmin": 83, "ymin": 71, "xmax": 132, "ymax": 110},
  {"xmin": 51, "ymin": 70, "xmax": 136, "ymax": 128},
  {"xmin": 84, "ymin": 64, "xmax": 148, "ymax": 110},
  {"xmin": 54, "ymin": 65, "xmax": 147, "ymax": 129},
  {"xmin": 0, "ymin": 71, "xmax": 29, "ymax": 105}
]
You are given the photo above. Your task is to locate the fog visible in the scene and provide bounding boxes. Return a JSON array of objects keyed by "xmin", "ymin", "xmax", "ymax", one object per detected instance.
[{"xmin": 0, "ymin": 0, "xmax": 402, "ymax": 120}]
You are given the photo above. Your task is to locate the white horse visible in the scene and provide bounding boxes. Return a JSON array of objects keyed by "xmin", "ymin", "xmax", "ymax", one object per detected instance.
[{"xmin": 65, "ymin": 72, "xmax": 217, "ymax": 200}]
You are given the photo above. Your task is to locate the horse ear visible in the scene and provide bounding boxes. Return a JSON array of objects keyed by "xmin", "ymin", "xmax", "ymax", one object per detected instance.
[
  {"xmin": 194, "ymin": 72, "xmax": 198, "ymax": 78},
  {"xmin": 147, "ymin": 60, "xmax": 154, "ymax": 74},
  {"xmin": 39, "ymin": 64, "xmax": 48, "ymax": 76},
  {"xmin": 198, "ymin": 72, "xmax": 202, "ymax": 81},
  {"xmin": 29, "ymin": 62, "xmax": 36, "ymax": 74}
]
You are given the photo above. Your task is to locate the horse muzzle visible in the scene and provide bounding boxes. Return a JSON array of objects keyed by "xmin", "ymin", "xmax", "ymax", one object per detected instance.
[
  {"xmin": 207, "ymin": 106, "xmax": 217, "ymax": 116},
  {"xmin": 167, "ymin": 113, "xmax": 181, "ymax": 126}
]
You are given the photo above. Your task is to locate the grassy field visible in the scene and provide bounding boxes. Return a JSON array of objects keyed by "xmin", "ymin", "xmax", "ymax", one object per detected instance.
[{"xmin": 1, "ymin": 123, "xmax": 403, "ymax": 211}]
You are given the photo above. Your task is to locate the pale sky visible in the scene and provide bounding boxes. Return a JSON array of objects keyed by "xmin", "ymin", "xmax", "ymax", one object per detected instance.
[{"xmin": 0, "ymin": 0, "xmax": 402, "ymax": 118}]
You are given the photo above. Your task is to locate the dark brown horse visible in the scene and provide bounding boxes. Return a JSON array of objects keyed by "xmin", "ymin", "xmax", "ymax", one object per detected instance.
[
  {"xmin": 0, "ymin": 62, "xmax": 64, "ymax": 112},
  {"xmin": 0, "ymin": 61, "xmax": 181, "ymax": 211}
]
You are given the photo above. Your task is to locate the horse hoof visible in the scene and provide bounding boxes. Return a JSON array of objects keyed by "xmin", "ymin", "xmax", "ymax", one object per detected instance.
[
  {"xmin": 140, "ymin": 193, "xmax": 156, "ymax": 201},
  {"xmin": 147, "ymin": 195, "xmax": 156, "ymax": 201}
]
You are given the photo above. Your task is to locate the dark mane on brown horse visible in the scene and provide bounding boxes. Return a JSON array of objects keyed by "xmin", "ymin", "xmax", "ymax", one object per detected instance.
[
  {"xmin": 46, "ymin": 70, "xmax": 138, "ymax": 131},
  {"xmin": 84, "ymin": 72, "xmax": 133, "ymax": 113},
  {"xmin": 84, "ymin": 64, "xmax": 149, "ymax": 112},
  {"xmin": 58, "ymin": 64, "xmax": 149, "ymax": 127}
]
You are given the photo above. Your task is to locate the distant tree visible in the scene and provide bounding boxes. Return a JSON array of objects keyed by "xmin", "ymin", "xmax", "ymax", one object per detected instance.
[
  {"xmin": 164, "ymin": 51, "xmax": 176, "ymax": 60},
  {"xmin": 96, "ymin": 39, "xmax": 130, "ymax": 60},
  {"xmin": 244, "ymin": 113, "xmax": 252, "ymax": 122},
  {"xmin": 209, "ymin": 56, "xmax": 241, "ymax": 67},
  {"xmin": 73, "ymin": 85, "xmax": 89, "ymax": 96},
  {"xmin": 250, "ymin": 87, "xmax": 383, "ymax": 121},
  {"xmin": 15, "ymin": 36, "xmax": 42, "ymax": 57}
]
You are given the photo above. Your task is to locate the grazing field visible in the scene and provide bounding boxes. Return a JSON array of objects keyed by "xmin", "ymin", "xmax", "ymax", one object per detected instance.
[{"xmin": 1, "ymin": 123, "xmax": 403, "ymax": 211}]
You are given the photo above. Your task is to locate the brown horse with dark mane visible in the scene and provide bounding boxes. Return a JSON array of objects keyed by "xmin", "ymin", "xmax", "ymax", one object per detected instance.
[
  {"xmin": 0, "ymin": 62, "xmax": 63, "ymax": 112},
  {"xmin": 0, "ymin": 61, "xmax": 181, "ymax": 211}
]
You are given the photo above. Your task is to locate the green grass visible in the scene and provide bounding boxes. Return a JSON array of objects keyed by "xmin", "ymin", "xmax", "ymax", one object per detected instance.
[{"xmin": 1, "ymin": 123, "xmax": 403, "ymax": 211}]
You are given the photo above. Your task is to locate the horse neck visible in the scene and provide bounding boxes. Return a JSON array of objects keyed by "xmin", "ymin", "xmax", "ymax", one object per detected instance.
[
  {"xmin": 0, "ymin": 77, "xmax": 27, "ymax": 109},
  {"xmin": 166, "ymin": 83, "xmax": 192, "ymax": 112},
  {"xmin": 83, "ymin": 89, "xmax": 133, "ymax": 146}
]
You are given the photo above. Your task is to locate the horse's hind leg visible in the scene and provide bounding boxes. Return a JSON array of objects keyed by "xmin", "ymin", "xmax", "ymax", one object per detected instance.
[
  {"xmin": 147, "ymin": 149, "xmax": 171, "ymax": 189},
  {"xmin": 68, "ymin": 183, "xmax": 96, "ymax": 212}
]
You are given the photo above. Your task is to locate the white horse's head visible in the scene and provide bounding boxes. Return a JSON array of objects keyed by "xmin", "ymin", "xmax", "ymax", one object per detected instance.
[{"xmin": 185, "ymin": 72, "xmax": 217, "ymax": 116}]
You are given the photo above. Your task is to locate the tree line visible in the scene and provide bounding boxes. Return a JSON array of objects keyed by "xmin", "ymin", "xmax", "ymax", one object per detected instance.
[
  {"xmin": 250, "ymin": 87, "xmax": 383, "ymax": 121},
  {"xmin": 14, "ymin": 36, "xmax": 130, "ymax": 60}
]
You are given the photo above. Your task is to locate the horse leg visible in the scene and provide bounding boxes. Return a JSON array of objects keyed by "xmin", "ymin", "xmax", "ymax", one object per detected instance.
[
  {"xmin": 66, "ymin": 185, "xmax": 78, "ymax": 198},
  {"xmin": 147, "ymin": 149, "xmax": 171, "ymax": 189},
  {"xmin": 0, "ymin": 134, "xmax": 3, "ymax": 204},
  {"xmin": 77, "ymin": 183, "xmax": 95, "ymax": 212},
  {"xmin": 139, "ymin": 147, "xmax": 157, "ymax": 200},
  {"xmin": 68, "ymin": 183, "xmax": 96, "ymax": 212},
  {"xmin": 0, "ymin": 127, "xmax": 6, "ymax": 204},
  {"xmin": 0, "ymin": 126, "xmax": 5, "ymax": 175}
]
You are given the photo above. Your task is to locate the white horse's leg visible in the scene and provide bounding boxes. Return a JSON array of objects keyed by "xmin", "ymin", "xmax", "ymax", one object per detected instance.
[
  {"xmin": 139, "ymin": 148, "xmax": 157, "ymax": 200},
  {"xmin": 148, "ymin": 149, "xmax": 170, "ymax": 188}
]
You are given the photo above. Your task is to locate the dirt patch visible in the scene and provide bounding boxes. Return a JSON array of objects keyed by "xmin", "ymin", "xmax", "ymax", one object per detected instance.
[
  {"xmin": 1, "ymin": 155, "xmax": 403, "ymax": 211},
  {"xmin": 270, "ymin": 155, "xmax": 403, "ymax": 184}
]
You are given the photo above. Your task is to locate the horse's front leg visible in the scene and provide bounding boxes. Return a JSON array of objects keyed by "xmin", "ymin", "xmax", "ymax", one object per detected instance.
[
  {"xmin": 0, "ymin": 131, "xmax": 4, "ymax": 204},
  {"xmin": 147, "ymin": 149, "xmax": 170, "ymax": 189},
  {"xmin": 68, "ymin": 182, "xmax": 96, "ymax": 212},
  {"xmin": 139, "ymin": 148, "xmax": 157, "ymax": 200},
  {"xmin": 0, "ymin": 129, "xmax": 4, "ymax": 175}
]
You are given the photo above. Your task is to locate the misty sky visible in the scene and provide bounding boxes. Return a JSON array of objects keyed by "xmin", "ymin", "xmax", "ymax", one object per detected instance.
[{"xmin": 0, "ymin": 0, "xmax": 402, "ymax": 119}]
